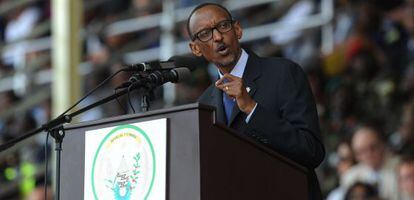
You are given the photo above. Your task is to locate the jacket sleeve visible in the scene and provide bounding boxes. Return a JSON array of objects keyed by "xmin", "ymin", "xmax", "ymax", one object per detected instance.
[{"xmin": 244, "ymin": 62, "xmax": 325, "ymax": 169}]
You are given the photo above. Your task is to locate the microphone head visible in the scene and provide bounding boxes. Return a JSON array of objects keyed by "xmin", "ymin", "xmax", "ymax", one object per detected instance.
[
  {"xmin": 168, "ymin": 55, "xmax": 208, "ymax": 71},
  {"xmin": 171, "ymin": 67, "xmax": 191, "ymax": 83}
]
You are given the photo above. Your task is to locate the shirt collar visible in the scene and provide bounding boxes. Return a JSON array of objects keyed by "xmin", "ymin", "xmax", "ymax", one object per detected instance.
[{"xmin": 218, "ymin": 49, "xmax": 249, "ymax": 78}]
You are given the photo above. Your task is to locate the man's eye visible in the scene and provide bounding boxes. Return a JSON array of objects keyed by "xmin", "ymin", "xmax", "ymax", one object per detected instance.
[
  {"xmin": 219, "ymin": 23, "xmax": 228, "ymax": 28},
  {"xmin": 219, "ymin": 22, "xmax": 230, "ymax": 29},
  {"xmin": 198, "ymin": 30, "xmax": 210, "ymax": 38}
]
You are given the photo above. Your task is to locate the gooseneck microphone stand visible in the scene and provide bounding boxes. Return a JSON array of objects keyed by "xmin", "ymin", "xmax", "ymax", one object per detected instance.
[{"xmin": 0, "ymin": 65, "xmax": 189, "ymax": 199}]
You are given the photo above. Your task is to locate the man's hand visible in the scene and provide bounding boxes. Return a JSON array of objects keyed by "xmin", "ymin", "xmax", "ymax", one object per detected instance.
[{"xmin": 215, "ymin": 73, "xmax": 256, "ymax": 114}]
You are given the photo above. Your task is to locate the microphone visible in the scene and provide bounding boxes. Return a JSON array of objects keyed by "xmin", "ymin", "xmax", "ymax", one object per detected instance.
[
  {"xmin": 116, "ymin": 67, "xmax": 191, "ymax": 90},
  {"xmin": 168, "ymin": 55, "xmax": 207, "ymax": 71},
  {"xmin": 123, "ymin": 55, "xmax": 207, "ymax": 72},
  {"xmin": 140, "ymin": 67, "xmax": 191, "ymax": 86},
  {"xmin": 123, "ymin": 60, "xmax": 174, "ymax": 72}
]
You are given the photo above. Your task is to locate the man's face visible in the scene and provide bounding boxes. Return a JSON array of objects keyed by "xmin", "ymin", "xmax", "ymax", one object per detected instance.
[
  {"xmin": 399, "ymin": 162, "xmax": 414, "ymax": 197},
  {"xmin": 188, "ymin": 5, "xmax": 242, "ymax": 69},
  {"xmin": 352, "ymin": 128, "xmax": 385, "ymax": 170}
]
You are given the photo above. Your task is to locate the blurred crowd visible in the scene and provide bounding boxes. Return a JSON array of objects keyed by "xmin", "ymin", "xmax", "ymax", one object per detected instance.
[
  {"xmin": 0, "ymin": 0, "xmax": 414, "ymax": 199},
  {"xmin": 318, "ymin": 0, "xmax": 414, "ymax": 199}
]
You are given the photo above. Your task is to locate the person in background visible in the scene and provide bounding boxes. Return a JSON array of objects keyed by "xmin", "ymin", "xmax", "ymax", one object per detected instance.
[
  {"xmin": 389, "ymin": 101, "xmax": 414, "ymax": 155},
  {"xmin": 342, "ymin": 125, "xmax": 399, "ymax": 200},
  {"xmin": 327, "ymin": 140, "xmax": 356, "ymax": 200},
  {"xmin": 398, "ymin": 154, "xmax": 414, "ymax": 200},
  {"xmin": 344, "ymin": 182, "xmax": 381, "ymax": 200}
]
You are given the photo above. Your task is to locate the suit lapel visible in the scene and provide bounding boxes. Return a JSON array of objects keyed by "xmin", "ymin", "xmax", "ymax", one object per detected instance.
[{"xmin": 228, "ymin": 53, "xmax": 261, "ymax": 126}]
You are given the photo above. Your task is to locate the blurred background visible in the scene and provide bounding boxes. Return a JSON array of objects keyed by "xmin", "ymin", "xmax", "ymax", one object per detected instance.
[{"xmin": 0, "ymin": 0, "xmax": 414, "ymax": 199}]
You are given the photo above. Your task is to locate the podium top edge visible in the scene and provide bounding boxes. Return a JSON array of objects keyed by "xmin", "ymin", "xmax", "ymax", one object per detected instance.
[{"xmin": 64, "ymin": 103, "xmax": 213, "ymax": 130}]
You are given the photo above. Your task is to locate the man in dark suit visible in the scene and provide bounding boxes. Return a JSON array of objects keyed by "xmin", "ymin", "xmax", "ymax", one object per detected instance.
[{"xmin": 187, "ymin": 3, "xmax": 325, "ymax": 199}]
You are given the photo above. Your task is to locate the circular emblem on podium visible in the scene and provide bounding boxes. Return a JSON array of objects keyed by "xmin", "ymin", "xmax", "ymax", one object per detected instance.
[{"xmin": 91, "ymin": 124, "xmax": 156, "ymax": 200}]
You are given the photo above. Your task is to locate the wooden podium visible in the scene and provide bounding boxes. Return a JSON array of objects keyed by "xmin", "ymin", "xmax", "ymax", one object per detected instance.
[{"xmin": 60, "ymin": 103, "xmax": 308, "ymax": 199}]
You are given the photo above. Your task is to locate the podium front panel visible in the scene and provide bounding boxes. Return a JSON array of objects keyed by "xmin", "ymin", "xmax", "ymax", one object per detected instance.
[
  {"xmin": 60, "ymin": 103, "xmax": 309, "ymax": 200},
  {"xmin": 61, "ymin": 105, "xmax": 202, "ymax": 200}
]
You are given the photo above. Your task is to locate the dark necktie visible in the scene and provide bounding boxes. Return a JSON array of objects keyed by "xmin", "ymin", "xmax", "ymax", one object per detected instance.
[{"xmin": 223, "ymin": 92, "xmax": 235, "ymax": 122}]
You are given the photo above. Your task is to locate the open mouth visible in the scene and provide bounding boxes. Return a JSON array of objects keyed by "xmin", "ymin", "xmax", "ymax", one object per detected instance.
[{"xmin": 216, "ymin": 44, "xmax": 229, "ymax": 55}]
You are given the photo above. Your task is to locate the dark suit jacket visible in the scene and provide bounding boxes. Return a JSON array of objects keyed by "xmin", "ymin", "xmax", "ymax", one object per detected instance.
[{"xmin": 198, "ymin": 52, "xmax": 325, "ymax": 200}]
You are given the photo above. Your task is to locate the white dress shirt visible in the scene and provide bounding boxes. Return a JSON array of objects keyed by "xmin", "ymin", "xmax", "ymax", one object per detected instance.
[{"xmin": 218, "ymin": 49, "xmax": 257, "ymax": 123}]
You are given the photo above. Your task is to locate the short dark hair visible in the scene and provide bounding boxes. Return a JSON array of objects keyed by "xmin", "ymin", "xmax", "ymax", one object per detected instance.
[
  {"xmin": 344, "ymin": 182, "xmax": 379, "ymax": 200},
  {"xmin": 186, "ymin": 3, "xmax": 233, "ymax": 40}
]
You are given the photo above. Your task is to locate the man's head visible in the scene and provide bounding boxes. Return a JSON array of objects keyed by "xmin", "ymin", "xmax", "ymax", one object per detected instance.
[
  {"xmin": 351, "ymin": 125, "xmax": 385, "ymax": 170},
  {"xmin": 399, "ymin": 155, "xmax": 414, "ymax": 198},
  {"xmin": 344, "ymin": 182, "xmax": 379, "ymax": 200},
  {"xmin": 187, "ymin": 3, "xmax": 242, "ymax": 71}
]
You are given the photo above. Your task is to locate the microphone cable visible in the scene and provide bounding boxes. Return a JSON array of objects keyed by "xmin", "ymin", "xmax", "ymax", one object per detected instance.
[
  {"xmin": 125, "ymin": 72, "xmax": 148, "ymax": 114},
  {"xmin": 127, "ymin": 82, "xmax": 137, "ymax": 114},
  {"xmin": 114, "ymin": 88, "xmax": 128, "ymax": 114}
]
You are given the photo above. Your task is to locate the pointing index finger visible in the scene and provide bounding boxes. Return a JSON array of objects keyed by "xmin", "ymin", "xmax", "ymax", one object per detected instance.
[
  {"xmin": 215, "ymin": 76, "xmax": 225, "ymax": 86},
  {"xmin": 222, "ymin": 73, "xmax": 237, "ymax": 81},
  {"xmin": 215, "ymin": 73, "xmax": 236, "ymax": 86}
]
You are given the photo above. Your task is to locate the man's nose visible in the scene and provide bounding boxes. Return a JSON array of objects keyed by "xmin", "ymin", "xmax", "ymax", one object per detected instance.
[{"xmin": 212, "ymin": 28, "xmax": 223, "ymax": 41}]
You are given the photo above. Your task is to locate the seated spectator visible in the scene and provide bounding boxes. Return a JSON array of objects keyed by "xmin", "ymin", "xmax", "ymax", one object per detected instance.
[
  {"xmin": 398, "ymin": 154, "xmax": 414, "ymax": 200},
  {"xmin": 344, "ymin": 182, "xmax": 380, "ymax": 200},
  {"xmin": 327, "ymin": 140, "xmax": 356, "ymax": 200},
  {"xmin": 342, "ymin": 125, "xmax": 400, "ymax": 200},
  {"xmin": 389, "ymin": 101, "xmax": 414, "ymax": 154}
]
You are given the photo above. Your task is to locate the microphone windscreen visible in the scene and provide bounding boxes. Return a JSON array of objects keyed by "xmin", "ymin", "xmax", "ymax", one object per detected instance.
[
  {"xmin": 169, "ymin": 55, "xmax": 208, "ymax": 71},
  {"xmin": 172, "ymin": 67, "xmax": 191, "ymax": 83}
]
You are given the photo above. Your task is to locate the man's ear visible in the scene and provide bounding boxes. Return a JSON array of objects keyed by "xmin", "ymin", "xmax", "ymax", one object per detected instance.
[
  {"xmin": 189, "ymin": 42, "xmax": 202, "ymax": 57},
  {"xmin": 233, "ymin": 21, "xmax": 243, "ymax": 40}
]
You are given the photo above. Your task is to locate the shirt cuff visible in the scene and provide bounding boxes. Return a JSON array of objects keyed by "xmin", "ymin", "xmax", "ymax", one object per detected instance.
[{"xmin": 245, "ymin": 103, "xmax": 258, "ymax": 123}]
